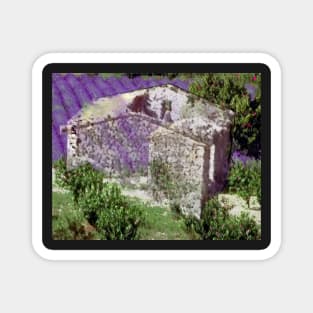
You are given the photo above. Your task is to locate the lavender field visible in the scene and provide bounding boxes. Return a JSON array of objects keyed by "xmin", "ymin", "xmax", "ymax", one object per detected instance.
[{"xmin": 52, "ymin": 73, "xmax": 190, "ymax": 161}]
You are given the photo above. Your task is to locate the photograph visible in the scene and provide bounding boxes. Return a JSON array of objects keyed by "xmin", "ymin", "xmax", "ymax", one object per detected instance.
[{"xmin": 52, "ymin": 72, "xmax": 262, "ymax": 241}]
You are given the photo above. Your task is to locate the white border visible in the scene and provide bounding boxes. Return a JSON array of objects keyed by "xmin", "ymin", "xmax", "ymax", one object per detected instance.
[{"xmin": 32, "ymin": 53, "xmax": 281, "ymax": 261}]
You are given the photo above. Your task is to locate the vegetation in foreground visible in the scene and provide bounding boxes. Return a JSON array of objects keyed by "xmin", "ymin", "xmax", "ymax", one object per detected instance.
[
  {"xmin": 52, "ymin": 159, "xmax": 260, "ymax": 241},
  {"xmin": 185, "ymin": 198, "xmax": 260, "ymax": 240},
  {"xmin": 52, "ymin": 191, "xmax": 192, "ymax": 240},
  {"xmin": 227, "ymin": 158, "xmax": 261, "ymax": 203}
]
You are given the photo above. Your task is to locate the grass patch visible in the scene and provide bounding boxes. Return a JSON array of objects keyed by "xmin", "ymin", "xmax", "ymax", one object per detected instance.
[
  {"xmin": 52, "ymin": 192, "xmax": 73, "ymax": 216},
  {"xmin": 52, "ymin": 191, "xmax": 192, "ymax": 240},
  {"xmin": 138, "ymin": 205, "xmax": 192, "ymax": 240},
  {"xmin": 52, "ymin": 192, "xmax": 99, "ymax": 240}
]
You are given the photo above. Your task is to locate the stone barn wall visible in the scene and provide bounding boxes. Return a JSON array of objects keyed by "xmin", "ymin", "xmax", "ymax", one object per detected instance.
[
  {"xmin": 148, "ymin": 115, "xmax": 233, "ymax": 217},
  {"xmin": 170, "ymin": 116, "xmax": 233, "ymax": 196},
  {"xmin": 65, "ymin": 113, "xmax": 160, "ymax": 176},
  {"xmin": 148, "ymin": 127, "xmax": 210, "ymax": 218}
]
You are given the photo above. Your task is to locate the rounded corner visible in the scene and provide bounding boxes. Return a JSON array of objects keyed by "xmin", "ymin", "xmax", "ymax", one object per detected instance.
[
  {"xmin": 31, "ymin": 239, "xmax": 54, "ymax": 261},
  {"xmin": 257, "ymin": 52, "xmax": 282, "ymax": 76},
  {"xmin": 32, "ymin": 53, "xmax": 57, "ymax": 76},
  {"xmin": 258, "ymin": 237, "xmax": 282, "ymax": 261},
  {"xmin": 32, "ymin": 228, "xmax": 56, "ymax": 261}
]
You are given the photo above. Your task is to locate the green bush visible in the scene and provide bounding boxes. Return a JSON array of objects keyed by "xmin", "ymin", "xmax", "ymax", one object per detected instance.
[
  {"xmin": 189, "ymin": 73, "xmax": 261, "ymax": 157},
  {"xmin": 227, "ymin": 159, "xmax": 261, "ymax": 202},
  {"xmin": 185, "ymin": 198, "xmax": 261, "ymax": 240},
  {"xmin": 53, "ymin": 159, "xmax": 105, "ymax": 205},
  {"xmin": 78, "ymin": 182, "xmax": 127, "ymax": 225},
  {"xmin": 53, "ymin": 160, "xmax": 144, "ymax": 240},
  {"xmin": 96, "ymin": 199, "xmax": 144, "ymax": 240},
  {"xmin": 76, "ymin": 188, "xmax": 106, "ymax": 226},
  {"xmin": 52, "ymin": 208, "xmax": 96, "ymax": 240}
]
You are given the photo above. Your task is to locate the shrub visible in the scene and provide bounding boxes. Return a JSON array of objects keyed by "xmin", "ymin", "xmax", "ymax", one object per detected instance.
[
  {"xmin": 185, "ymin": 198, "xmax": 261, "ymax": 240},
  {"xmin": 96, "ymin": 199, "xmax": 144, "ymax": 240},
  {"xmin": 53, "ymin": 160, "xmax": 144, "ymax": 240},
  {"xmin": 189, "ymin": 73, "xmax": 261, "ymax": 157},
  {"xmin": 52, "ymin": 209, "xmax": 97, "ymax": 240},
  {"xmin": 78, "ymin": 182, "xmax": 126, "ymax": 225},
  {"xmin": 53, "ymin": 158, "xmax": 67, "ymax": 185},
  {"xmin": 53, "ymin": 159, "xmax": 105, "ymax": 205},
  {"xmin": 227, "ymin": 159, "xmax": 261, "ymax": 202}
]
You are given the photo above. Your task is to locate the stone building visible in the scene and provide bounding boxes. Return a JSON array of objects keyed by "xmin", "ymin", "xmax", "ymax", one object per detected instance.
[{"xmin": 61, "ymin": 84, "xmax": 234, "ymax": 217}]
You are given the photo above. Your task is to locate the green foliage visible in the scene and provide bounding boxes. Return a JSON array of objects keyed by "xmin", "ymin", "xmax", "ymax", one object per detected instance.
[
  {"xmin": 99, "ymin": 73, "xmax": 124, "ymax": 79},
  {"xmin": 138, "ymin": 205, "xmax": 191, "ymax": 240},
  {"xmin": 52, "ymin": 208, "xmax": 96, "ymax": 240},
  {"xmin": 53, "ymin": 159, "xmax": 105, "ymax": 205},
  {"xmin": 96, "ymin": 199, "xmax": 143, "ymax": 240},
  {"xmin": 76, "ymin": 187, "xmax": 105, "ymax": 226},
  {"xmin": 227, "ymin": 160, "xmax": 261, "ymax": 202},
  {"xmin": 52, "ymin": 191, "xmax": 73, "ymax": 216},
  {"xmin": 52, "ymin": 190, "xmax": 192, "ymax": 241},
  {"xmin": 189, "ymin": 73, "xmax": 261, "ymax": 157},
  {"xmin": 53, "ymin": 160, "xmax": 144, "ymax": 240},
  {"xmin": 78, "ymin": 182, "xmax": 127, "ymax": 226},
  {"xmin": 185, "ymin": 198, "xmax": 261, "ymax": 240}
]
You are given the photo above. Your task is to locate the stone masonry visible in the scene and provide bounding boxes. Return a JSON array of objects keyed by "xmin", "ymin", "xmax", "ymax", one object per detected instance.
[
  {"xmin": 61, "ymin": 84, "xmax": 234, "ymax": 218},
  {"xmin": 148, "ymin": 127, "xmax": 210, "ymax": 218}
]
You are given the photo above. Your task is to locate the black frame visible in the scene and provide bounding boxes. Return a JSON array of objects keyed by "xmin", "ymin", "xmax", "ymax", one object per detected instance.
[{"xmin": 43, "ymin": 63, "xmax": 271, "ymax": 250}]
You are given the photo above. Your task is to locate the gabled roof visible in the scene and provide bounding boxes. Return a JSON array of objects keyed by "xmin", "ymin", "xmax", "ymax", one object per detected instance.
[{"xmin": 61, "ymin": 83, "xmax": 234, "ymax": 146}]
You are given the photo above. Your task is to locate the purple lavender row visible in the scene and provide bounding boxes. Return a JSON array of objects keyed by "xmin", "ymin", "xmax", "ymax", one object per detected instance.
[{"xmin": 64, "ymin": 74, "xmax": 93, "ymax": 105}]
